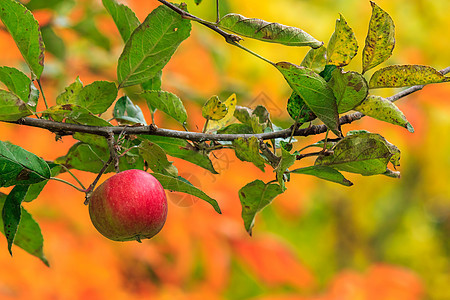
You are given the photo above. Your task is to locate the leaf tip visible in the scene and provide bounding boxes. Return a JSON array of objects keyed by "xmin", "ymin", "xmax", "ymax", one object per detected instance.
[{"xmin": 406, "ymin": 122, "xmax": 415, "ymax": 133}]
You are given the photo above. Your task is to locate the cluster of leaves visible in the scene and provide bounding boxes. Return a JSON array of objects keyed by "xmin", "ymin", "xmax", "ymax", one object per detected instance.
[{"xmin": 0, "ymin": 0, "xmax": 448, "ymax": 265}]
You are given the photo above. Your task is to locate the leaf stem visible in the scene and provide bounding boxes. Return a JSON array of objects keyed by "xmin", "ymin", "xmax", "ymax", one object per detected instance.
[
  {"xmin": 36, "ymin": 79, "xmax": 48, "ymax": 109},
  {"xmin": 60, "ymin": 165, "xmax": 86, "ymax": 190},
  {"xmin": 50, "ymin": 177, "xmax": 86, "ymax": 192}
]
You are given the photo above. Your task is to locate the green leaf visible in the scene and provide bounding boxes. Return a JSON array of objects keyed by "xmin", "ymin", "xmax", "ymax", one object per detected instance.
[
  {"xmin": 141, "ymin": 70, "xmax": 162, "ymax": 92},
  {"xmin": 102, "ymin": 0, "xmax": 140, "ymax": 43},
  {"xmin": 206, "ymin": 94, "xmax": 237, "ymax": 132},
  {"xmin": 72, "ymin": 14, "xmax": 111, "ymax": 51},
  {"xmin": 369, "ymin": 65, "xmax": 450, "ymax": 88},
  {"xmin": 0, "ymin": 141, "xmax": 50, "ymax": 187},
  {"xmin": 286, "ymin": 92, "xmax": 316, "ymax": 122},
  {"xmin": 117, "ymin": 4, "xmax": 191, "ymax": 88},
  {"xmin": 217, "ymin": 13, "xmax": 323, "ymax": 48},
  {"xmin": 0, "ymin": 192, "xmax": 48, "ymax": 266},
  {"xmin": 300, "ymin": 46, "xmax": 327, "ymax": 73},
  {"xmin": 315, "ymin": 132, "xmax": 400, "ymax": 176},
  {"xmin": 56, "ymin": 142, "xmax": 144, "ymax": 173},
  {"xmin": 354, "ymin": 95, "xmax": 414, "ymax": 132},
  {"xmin": 41, "ymin": 25, "xmax": 66, "ymax": 61},
  {"xmin": 319, "ymin": 64, "xmax": 337, "ymax": 82},
  {"xmin": 77, "ymin": 81, "xmax": 118, "ymax": 114},
  {"xmin": 276, "ymin": 62, "xmax": 340, "ymax": 136},
  {"xmin": 233, "ymin": 137, "xmax": 267, "ymax": 172},
  {"xmin": 362, "ymin": 1, "xmax": 395, "ymax": 74},
  {"xmin": 274, "ymin": 148, "xmax": 297, "ymax": 191},
  {"xmin": 328, "ymin": 68, "xmax": 368, "ymax": 113},
  {"xmin": 56, "ymin": 77, "xmax": 83, "ymax": 105},
  {"xmin": 234, "ymin": 105, "xmax": 273, "ymax": 134},
  {"xmin": 141, "ymin": 90, "xmax": 187, "ymax": 125},
  {"xmin": 0, "ymin": 66, "xmax": 32, "ymax": 102},
  {"xmin": 141, "ymin": 136, "xmax": 218, "ymax": 174},
  {"xmin": 152, "ymin": 173, "xmax": 221, "ymax": 214},
  {"xmin": 239, "ymin": 180, "xmax": 283, "ymax": 235},
  {"xmin": 139, "ymin": 140, "xmax": 178, "ymax": 177},
  {"xmin": 290, "ymin": 165, "xmax": 353, "ymax": 186},
  {"xmin": 2, "ymin": 185, "xmax": 28, "ymax": 255},
  {"xmin": 43, "ymin": 104, "xmax": 112, "ymax": 127},
  {"xmin": 202, "ymin": 96, "xmax": 228, "ymax": 121},
  {"xmin": 113, "ymin": 96, "xmax": 146, "ymax": 125},
  {"xmin": 0, "ymin": 0, "xmax": 45, "ymax": 79},
  {"xmin": 327, "ymin": 14, "xmax": 358, "ymax": 67},
  {"xmin": 25, "ymin": 0, "xmax": 68, "ymax": 11},
  {"xmin": 0, "ymin": 90, "xmax": 34, "ymax": 121},
  {"xmin": 217, "ymin": 123, "xmax": 253, "ymax": 134},
  {"xmin": 194, "ymin": 0, "xmax": 203, "ymax": 4}
]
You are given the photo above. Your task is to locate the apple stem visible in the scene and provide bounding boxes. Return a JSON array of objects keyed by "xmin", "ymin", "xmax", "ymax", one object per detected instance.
[
  {"xmin": 84, "ymin": 156, "xmax": 113, "ymax": 205},
  {"xmin": 50, "ymin": 177, "xmax": 86, "ymax": 193},
  {"xmin": 136, "ymin": 236, "xmax": 142, "ymax": 243}
]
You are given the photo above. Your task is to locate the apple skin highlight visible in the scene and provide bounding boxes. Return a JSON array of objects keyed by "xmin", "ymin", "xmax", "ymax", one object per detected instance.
[{"xmin": 88, "ymin": 169, "xmax": 168, "ymax": 242}]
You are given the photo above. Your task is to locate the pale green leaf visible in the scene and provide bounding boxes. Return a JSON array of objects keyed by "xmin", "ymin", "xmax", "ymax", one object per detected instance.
[
  {"xmin": 113, "ymin": 96, "xmax": 146, "ymax": 125},
  {"xmin": 77, "ymin": 81, "xmax": 118, "ymax": 114},
  {"xmin": 0, "ymin": 66, "xmax": 32, "ymax": 102},
  {"xmin": 0, "ymin": 90, "xmax": 34, "ymax": 121},
  {"xmin": 56, "ymin": 77, "xmax": 83, "ymax": 105},
  {"xmin": 300, "ymin": 46, "xmax": 327, "ymax": 73},
  {"xmin": 139, "ymin": 140, "xmax": 178, "ymax": 177},
  {"xmin": 218, "ymin": 13, "xmax": 323, "ymax": 48},
  {"xmin": 354, "ymin": 95, "xmax": 414, "ymax": 132}
]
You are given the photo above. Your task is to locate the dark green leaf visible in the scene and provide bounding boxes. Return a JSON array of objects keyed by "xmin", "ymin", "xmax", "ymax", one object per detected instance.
[
  {"xmin": 354, "ymin": 95, "xmax": 414, "ymax": 132},
  {"xmin": 218, "ymin": 13, "xmax": 323, "ymax": 48},
  {"xmin": 290, "ymin": 165, "xmax": 353, "ymax": 186},
  {"xmin": 2, "ymin": 185, "xmax": 29, "ymax": 255},
  {"xmin": 0, "ymin": 90, "xmax": 34, "ymax": 121},
  {"xmin": 276, "ymin": 62, "xmax": 340, "ymax": 136},
  {"xmin": 43, "ymin": 104, "xmax": 112, "ymax": 127},
  {"xmin": 319, "ymin": 64, "xmax": 337, "ymax": 82},
  {"xmin": 117, "ymin": 4, "xmax": 191, "ymax": 88},
  {"xmin": 233, "ymin": 137, "xmax": 267, "ymax": 172},
  {"xmin": 56, "ymin": 77, "xmax": 83, "ymax": 105},
  {"xmin": 217, "ymin": 123, "xmax": 253, "ymax": 134},
  {"xmin": 102, "ymin": 0, "xmax": 140, "ymax": 42},
  {"xmin": 152, "ymin": 173, "xmax": 221, "ymax": 214},
  {"xmin": 77, "ymin": 81, "xmax": 118, "ymax": 114},
  {"xmin": 287, "ymin": 92, "xmax": 316, "ymax": 122},
  {"xmin": 0, "ymin": 192, "xmax": 48, "ymax": 266},
  {"xmin": 72, "ymin": 14, "xmax": 111, "ymax": 50},
  {"xmin": 139, "ymin": 140, "xmax": 178, "ymax": 177},
  {"xmin": 0, "ymin": 0, "xmax": 45, "ymax": 79},
  {"xmin": 41, "ymin": 25, "xmax": 66, "ymax": 61},
  {"xmin": 0, "ymin": 66, "xmax": 32, "ymax": 102},
  {"xmin": 239, "ymin": 180, "xmax": 283, "ymax": 235},
  {"xmin": 0, "ymin": 141, "xmax": 50, "ymax": 187},
  {"xmin": 141, "ymin": 136, "xmax": 218, "ymax": 174},
  {"xmin": 369, "ymin": 65, "xmax": 450, "ymax": 88},
  {"xmin": 56, "ymin": 142, "xmax": 144, "ymax": 173},
  {"xmin": 25, "ymin": 0, "xmax": 67, "ymax": 10},
  {"xmin": 362, "ymin": 1, "xmax": 395, "ymax": 74},
  {"xmin": 327, "ymin": 14, "xmax": 358, "ymax": 67},
  {"xmin": 141, "ymin": 90, "xmax": 187, "ymax": 125},
  {"xmin": 113, "ymin": 96, "xmax": 146, "ymax": 125},
  {"xmin": 315, "ymin": 132, "xmax": 400, "ymax": 176},
  {"xmin": 328, "ymin": 68, "xmax": 368, "ymax": 113},
  {"xmin": 300, "ymin": 46, "xmax": 327, "ymax": 73}
]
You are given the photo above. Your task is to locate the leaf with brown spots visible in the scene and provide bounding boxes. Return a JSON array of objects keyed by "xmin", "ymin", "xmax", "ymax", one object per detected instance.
[
  {"xmin": 354, "ymin": 95, "xmax": 414, "ymax": 132},
  {"xmin": 362, "ymin": 1, "xmax": 395, "ymax": 74},
  {"xmin": 369, "ymin": 65, "xmax": 450, "ymax": 88},
  {"xmin": 328, "ymin": 68, "xmax": 368, "ymax": 113},
  {"xmin": 327, "ymin": 14, "xmax": 358, "ymax": 67}
]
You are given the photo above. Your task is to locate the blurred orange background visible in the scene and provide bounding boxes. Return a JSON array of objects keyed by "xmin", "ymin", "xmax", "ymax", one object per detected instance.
[{"xmin": 0, "ymin": 0, "xmax": 450, "ymax": 299}]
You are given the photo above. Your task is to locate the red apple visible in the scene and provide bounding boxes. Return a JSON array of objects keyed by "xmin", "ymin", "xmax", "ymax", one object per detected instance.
[{"xmin": 88, "ymin": 169, "xmax": 167, "ymax": 242}]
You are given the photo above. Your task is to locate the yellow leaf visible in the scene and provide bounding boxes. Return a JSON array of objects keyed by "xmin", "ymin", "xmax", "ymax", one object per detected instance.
[
  {"xmin": 206, "ymin": 94, "xmax": 237, "ymax": 132},
  {"xmin": 202, "ymin": 95, "xmax": 228, "ymax": 120}
]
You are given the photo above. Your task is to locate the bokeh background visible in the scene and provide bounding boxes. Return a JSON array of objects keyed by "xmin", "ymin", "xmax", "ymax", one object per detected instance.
[{"xmin": 0, "ymin": 0, "xmax": 450, "ymax": 299}]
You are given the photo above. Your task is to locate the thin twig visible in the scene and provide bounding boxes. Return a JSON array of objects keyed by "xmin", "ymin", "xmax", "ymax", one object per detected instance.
[
  {"xmin": 84, "ymin": 157, "xmax": 113, "ymax": 205},
  {"xmin": 36, "ymin": 79, "xmax": 48, "ymax": 109},
  {"xmin": 216, "ymin": 0, "xmax": 220, "ymax": 23}
]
